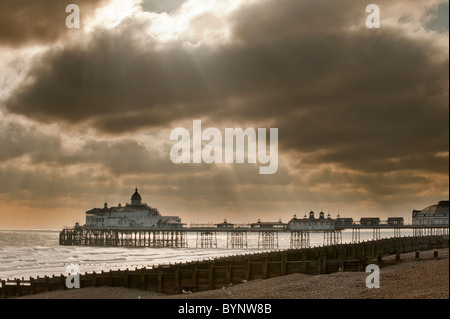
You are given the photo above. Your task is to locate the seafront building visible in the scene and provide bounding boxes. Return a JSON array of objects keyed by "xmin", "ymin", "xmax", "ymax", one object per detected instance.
[
  {"xmin": 288, "ymin": 211, "xmax": 336, "ymax": 231},
  {"xmin": 82, "ymin": 191, "xmax": 448, "ymax": 230},
  {"xmin": 412, "ymin": 200, "xmax": 449, "ymax": 226},
  {"xmin": 84, "ymin": 188, "xmax": 183, "ymax": 228},
  {"xmin": 60, "ymin": 197, "xmax": 449, "ymax": 248}
]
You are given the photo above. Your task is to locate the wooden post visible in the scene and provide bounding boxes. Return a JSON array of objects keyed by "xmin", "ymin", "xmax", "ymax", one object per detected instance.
[
  {"xmin": 358, "ymin": 253, "xmax": 364, "ymax": 272},
  {"xmin": 192, "ymin": 263, "xmax": 198, "ymax": 292},
  {"xmin": 415, "ymin": 251, "xmax": 420, "ymax": 261},
  {"xmin": 109, "ymin": 270, "xmax": 113, "ymax": 286},
  {"xmin": 141, "ymin": 267, "xmax": 147, "ymax": 291},
  {"xmin": 301, "ymin": 253, "xmax": 307, "ymax": 274},
  {"xmin": 281, "ymin": 254, "xmax": 287, "ymax": 276},
  {"xmin": 44, "ymin": 276, "xmax": 49, "ymax": 292},
  {"xmin": 319, "ymin": 253, "xmax": 327, "ymax": 274},
  {"xmin": 59, "ymin": 275, "xmax": 65, "ymax": 290},
  {"xmin": 158, "ymin": 268, "xmax": 163, "ymax": 293},
  {"xmin": 225, "ymin": 260, "xmax": 232, "ymax": 285},
  {"xmin": 1, "ymin": 280, "xmax": 5, "ymax": 299},
  {"xmin": 434, "ymin": 250, "xmax": 439, "ymax": 260},
  {"xmin": 377, "ymin": 254, "xmax": 383, "ymax": 268},
  {"xmin": 30, "ymin": 277, "xmax": 34, "ymax": 295},
  {"xmin": 263, "ymin": 257, "xmax": 268, "ymax": 279},
  {"xmin": 92, "ymin": 272, "xmax": 97, "ymax": 287},
  {"xmin": 338, "ymin": 249, "xmax": 344, "ymax": 272},
  {"xmin": 245, "ymin": 258, "xmax": 251, "ymax": 281},
  {"xmin": 124, "ymin": 269, "xmax": 129, "ymax": 288},
  {"xmin": 208, "ymin": 262, "xmax": 214, "ymax": 290},
  {"xmin": 175, "ymin": 264, "xmax": 180, "ymax": 293},
  {"xmin": 16, "ymin": 279, "xmax": 21, "ymax": 297},
  {"xmin": 395, "ymin": 252, "xmax": 401, "ymax": 264}
]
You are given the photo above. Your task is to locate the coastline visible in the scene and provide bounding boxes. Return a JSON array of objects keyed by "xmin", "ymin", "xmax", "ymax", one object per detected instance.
[{"xmin": 17, "ymin": 248, "xmax": 449, "ymax": 299}]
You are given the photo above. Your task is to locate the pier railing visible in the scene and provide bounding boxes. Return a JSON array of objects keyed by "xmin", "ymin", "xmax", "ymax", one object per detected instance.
[{"xmin": 1, "ymin": 235, "xmax": 448, "ymax": 298}]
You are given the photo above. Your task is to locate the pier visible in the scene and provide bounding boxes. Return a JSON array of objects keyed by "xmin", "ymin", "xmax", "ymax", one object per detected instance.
[
  {"xmin": 59, "ymin": 224, "xmax": 449, "ymax": 249},
  {"xmin": 60, "ymin": 190, "xmax": 449, "ymax": 249},
  {"xmin": 59, "ymin": 227, "xmax": 188, "ymax": 248}
]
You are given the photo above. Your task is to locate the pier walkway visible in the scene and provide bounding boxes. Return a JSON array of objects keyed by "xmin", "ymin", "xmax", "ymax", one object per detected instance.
[{"xmin": 59, "ymin": 224, "xmax": 449, "ymax": 249}]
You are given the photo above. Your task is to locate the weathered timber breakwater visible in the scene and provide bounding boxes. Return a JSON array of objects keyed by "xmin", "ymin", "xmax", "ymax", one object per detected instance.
[{"xmin": 1, "ymin": 235, "xmax": 448, "ymax": 298}]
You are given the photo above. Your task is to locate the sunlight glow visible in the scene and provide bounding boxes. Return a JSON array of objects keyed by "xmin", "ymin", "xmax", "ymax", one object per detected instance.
[
  {"xmin": 83, "ymin": 0, "xmax": 263, "ymax": 45},
  {"xmin": 146, "ymin": 0, "xmax": 247, "ymax": 43},
  {"xmin": 85, "ymin": 0, "xmax": 143, "ymax": 31}
]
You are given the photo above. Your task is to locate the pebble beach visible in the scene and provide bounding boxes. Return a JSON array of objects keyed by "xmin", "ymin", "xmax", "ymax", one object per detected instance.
[{"xmin": 17, "ymin": 248, "xmax": 449, "ymax": 299}]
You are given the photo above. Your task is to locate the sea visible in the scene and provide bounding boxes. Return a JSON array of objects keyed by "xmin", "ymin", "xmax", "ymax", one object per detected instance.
[{"xmin": 0, "ymin": 228, "xmax": 414, "ymax": 281}]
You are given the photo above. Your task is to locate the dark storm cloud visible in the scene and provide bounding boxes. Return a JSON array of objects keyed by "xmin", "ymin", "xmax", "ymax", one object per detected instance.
[
  {"xmin": 302, "ymin": 151, "xmax": 449, "ymax": 175},
  {"xmin": 0, "ymin": 0, "xmax": 106, "ymax": 47},
  {"xmin": 0, "ymin": 121, "xmax": 61, "ymax": 162},
  {"xmin": 4, "ymin": 31, "xmax": 217, "ymax": 130},
  {"xmin": 3, "ymin": 0, "xmax": 449, "ymax": 178},
  {"xmin": 303, "ymin": 167, "xmax": 434, "ymax": 196},
  {"xmin": 0, "ymin": 163, "xmax": 111, "ymax": 201},
  {"xmin": 58, "ymin": 138, "xmax": 185, "ymax": 176}
]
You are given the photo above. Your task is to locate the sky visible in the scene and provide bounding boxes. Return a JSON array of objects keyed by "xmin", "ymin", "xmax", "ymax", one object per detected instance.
[{"xmin": 0, "ymin": 0, "xmax": 448, "ymax": 229}]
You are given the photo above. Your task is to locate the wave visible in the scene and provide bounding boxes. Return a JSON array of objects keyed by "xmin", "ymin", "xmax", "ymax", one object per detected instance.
[
  {"xmin": 20, "ymin": 259, "xmax": 38, "ymax": 263},
  {"xmin": 81, "ymin": 258, "xmax": 127, "ymax": 262},
  {"xmin": 0, "ymin": 256, "xmax": 15, "ymax": 260}
]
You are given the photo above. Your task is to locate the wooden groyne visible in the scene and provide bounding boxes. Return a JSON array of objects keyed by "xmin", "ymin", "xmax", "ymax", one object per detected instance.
[{"xmin": 1, "ymin": 235, "xmax": 448, "ymax": 298}]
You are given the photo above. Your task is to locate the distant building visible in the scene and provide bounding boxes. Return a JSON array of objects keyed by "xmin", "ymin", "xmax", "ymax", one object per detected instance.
[
  {"xmin": 412, "ymin": 200, "xmax": 449, "ymax": 226},
  {"xmin": 360, "ymin": 217, "xmax": 380, "ymax": 226},
  {"xmin": 216, "ymin": 219, "xmax": 234, "ymax": 229},
  {"xmin": 288, "ymin": 211, "xmax": 336, "ymax": 231},
  {"xmin": 250, "ymin": 218, "xmax": 288, "ymax": 229},
  {"xmin": 335, "ymin": 214, "xmax": 354, "ymax": 227},
  {"xmin": 387, "ymin": 217, "xmax": 404, "ymax": 226},
  {"xmin": 85, "ymin": 188, "xmax": 184, "ymax": 228}
]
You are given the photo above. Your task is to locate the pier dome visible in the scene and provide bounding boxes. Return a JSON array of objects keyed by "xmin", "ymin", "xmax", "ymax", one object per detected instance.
[
  {"xmin": 419, "ymin": 200, "xmax": 449, "ymax": 217},
  {"xmin": 412, "ymin": 200, "xmax": 449, "ymax": 226},
  {"xmin": 131, "ymin": 188, "xmax": 142, "ymax": 205}
]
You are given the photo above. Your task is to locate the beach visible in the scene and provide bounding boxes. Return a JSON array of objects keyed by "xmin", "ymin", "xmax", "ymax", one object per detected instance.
[{"xmin": 17, "ymin": 248, "xmax": 449, "ymax": 299}]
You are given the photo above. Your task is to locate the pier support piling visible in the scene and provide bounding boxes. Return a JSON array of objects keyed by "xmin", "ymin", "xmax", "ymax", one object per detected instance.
[
  {"xmin": 258, "ymin": 231, "xmax": 279, "ymax": 249},
  {"xmin": 351, "ymin": 228, "xmax": 361, "ymax": 243},
  {"xmin": 196, "ymin": 231, "xmax": 217, "ymax": 248},
  {"xmin": 226, "ymin": 231, "xmax": 248, "ymax": 249},
  {"xmin": 323, "ymin": 231, "xmax": 342, "ymax": 246},
  {"xmin": 290, "ymin": 231, "xmax": 310, "ymax": 249},
  {"xmin": 59, "ymin": 228, "xmax": 187, "ymax": 248},
  {"xmin": 373, "ymin": 228, "xmax": 381, "ymax": 240}
]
